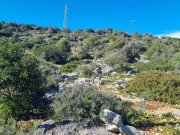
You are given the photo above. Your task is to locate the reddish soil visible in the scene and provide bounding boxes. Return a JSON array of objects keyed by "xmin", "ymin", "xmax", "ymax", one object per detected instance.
[{"xmin": 99, "ymin": 84, "xmax": 180, "ymax": 119}]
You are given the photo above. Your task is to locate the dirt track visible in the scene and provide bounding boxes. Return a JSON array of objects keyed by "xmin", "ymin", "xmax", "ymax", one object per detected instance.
[{"xmin": 99, "ymin": 85, "xmax": 180, "ymax": 118}]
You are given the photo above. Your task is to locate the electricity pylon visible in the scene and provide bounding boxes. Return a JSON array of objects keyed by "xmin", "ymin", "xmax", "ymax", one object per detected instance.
[
  {"xmin": 63, "ymin": 4, "xmax": 68, "ymax": 29},
  {"xmin": 130, "ymin": 19, "xmax": 135, "ymax": 35}
]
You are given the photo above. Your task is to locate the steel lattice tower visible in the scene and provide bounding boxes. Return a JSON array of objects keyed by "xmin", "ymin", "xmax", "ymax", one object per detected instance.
[
  {"xmin": 63, "ymin": 4, "xmax": 68, "ymax": 29},
  {"xmin": 130, "ymin": 20, "xmax": 135, "ymax": 35}
]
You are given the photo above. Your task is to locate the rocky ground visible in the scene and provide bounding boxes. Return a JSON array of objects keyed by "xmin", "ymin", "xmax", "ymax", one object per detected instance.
[
  {"xmin": 99, "ymin": 84, "xmax": 180, "ymax": 118},
  {"xmin": 33, "ymin": 120, "xmax": 115, "ymax": 135},
  {"xmin": 32, "ymin": 109, "xmax": 144, "ymax": 135},
  {"xmin": 18, "ymin": 59, "xmax": 180, "ymax": 135}
]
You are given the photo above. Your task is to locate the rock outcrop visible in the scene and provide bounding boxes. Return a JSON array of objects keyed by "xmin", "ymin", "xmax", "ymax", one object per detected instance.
[
  {"xmin": 33, "ymin": 120, "xmax": 115, "ymax": 135},
  {"xmin": 102, "ymin": 109, "xmax": 144, "ymax": 135},
  {"xmin": 115, "ymin": 80, "xmax": 128, "ymax": 89},
  {"xmin": 75, "ymin": 78, "xmax": 92, "ymax": 86},
  {"xmin": 127, "ymin": 69, "xmax": 138, "ymax": 75}
]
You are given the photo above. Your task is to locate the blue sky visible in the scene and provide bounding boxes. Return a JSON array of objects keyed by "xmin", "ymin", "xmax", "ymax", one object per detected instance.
[{"xmin": 0, "ymin": 0, "xmax": 180, "ymax": 35}]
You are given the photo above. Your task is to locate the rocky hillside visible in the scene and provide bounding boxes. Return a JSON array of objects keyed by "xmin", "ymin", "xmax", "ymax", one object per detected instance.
[{"xmin": 0, "ymin": 22, "xmax": 179, "ymax": 135}]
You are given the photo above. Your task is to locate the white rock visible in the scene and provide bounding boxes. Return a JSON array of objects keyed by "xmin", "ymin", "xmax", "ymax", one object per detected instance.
[
  {"xmin": 101, "ymin": 66, "xmax": 114, "ymax": 74},
  {"xmin": 115, "ymin": 80, "xmax": 128, "ymax": 88},
  {"xmin": 45, "ymin": 89, "xmax": 58, "ymax": 99},
  {"xmin": 111, "ymin": 72, "xmax": 117, "ymax": 75},
  {"xmin": 115, "ymin": 84, "xmax": 120, "ymax": 88},
  {"xmin": 75, "ymin": 78, "xmax": 92, "ymax": 86},
  {"xmin": 59, "ymin": 82, "xmax": 65, "ymax": 92},
  {"xmin": 107, "ymin": 124, "xmax": 119, "ymax": 133},
  {"xmin": 102, "ymin": 109, "xmax": 124, "ymax": 127},
  {"xmin": 124, "ymin": 78, "xmax": 133, "ymax": 81},
  {"xmin": 119, "ymin": 125, "xmax": 144, "ymax": 135}
]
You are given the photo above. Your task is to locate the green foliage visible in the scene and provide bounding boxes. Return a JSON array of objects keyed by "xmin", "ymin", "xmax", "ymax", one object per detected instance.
[
  {"xmin": 0, "ymin": 118, "xmax": 17, "ymax": 135},
  {"xmin": 83, "ymin": 35, "xmax": 100, "ymax": 50},
  {"xmin": 104, "ymin": 52, "xmax": 130, "ymax": 72},
  {"xmin": 145, "ymin": 43, "xmax": 178, "ymax": 60},
  {"xmin": 0, "ymin": 45, "xmax": 44, "ymax": 120},
  {"xmin": 128, "ymin": 71, "xmax": 180, "ymax": 104},
  {"xmin": 108, "ymin": 37, "xmax": 126, "ymax": 50},
  {"xmin": 161, "ymin": 112, "xmax": 174, "ymax": 119},
  {"xmin": 0, "ymin": 117, "xmax": 37, "ymax": 135},
  {"xmin": 173, "ymin": 128, "xmax": 180, "ymax": 135},
  {"xmin": 135, "ymin": 59, "xmax": 174, "ymax": 72},
  {"xmin": 52, "ymin": 84, "xmax": 140, "ymax": 126},
  {"xmin": 79, "ymin": 64, "xmax": 95, "ymax": 77},
  {"xmin": 33, "ymin": 44, "xmax": 46, "ymax": 56},
  {"xmin": 44, "ymin": 45, "xmax": 66, "ymax": 64},
  {"xmin": 44, "ymin": 38, "xmax": 71, "ymax": 64},
  {"xmin": 46, "ymin": 75, "xmax": 60, "ymax": 88},
  {"xmin": 55, "ymin": 38, "xmax": 71, "ymax": 52},
  {"xmin": 78, "ymin": 50, "xmax": 93, "ymax": 60},
  {"xmin": 60, "ymin": 62, "xmax": 78, "ymax": 73},
  {"xmin": 0, "ymin": 23, "xmax": 17, "ymax": 37},
  {"xmin": 53, "ymin": 114, "xmax": 62, "ymax": 121},
  {"xmin": 121, "ymin": 43, "xmax": 146, "ymax": 63},
  {"xmin": 174, "ymin": 53, "xmax": 180, "ymax": 62},
  {"xmin": 94, "ymin": 50, "xmax": 104, "ymax": 58},
  {"xmin": 174, "ymin": 53, "xmax": 180, "ymax": 73}
]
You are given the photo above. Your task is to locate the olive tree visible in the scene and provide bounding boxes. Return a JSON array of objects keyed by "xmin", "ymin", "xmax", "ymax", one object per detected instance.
[{"xmin": 0, "ymin": 45, "xmax": 44, "ymax": 120}]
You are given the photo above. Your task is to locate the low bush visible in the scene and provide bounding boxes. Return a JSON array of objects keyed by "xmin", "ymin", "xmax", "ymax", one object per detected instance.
[
  {"xmin": 134, "ymin": 59, "xmax": 174, "ymax": 72},
  {"xmin": 78, "ymin": 50, "xmax": 93, "ymax": 60},
  {"xmin": 104, "ymin": 52, "xmax": 130, "ymax": 72},
  {"xmin": 44, "ymin": 38, "xmax": 71, "ymax": 64},
  {"xmin": 44, "ymin": 45, "xmax": 67, "ymax": 64},
  {"xmin": 79, "ymin": 64, "xmax": 96, "ymax": 77},
  {"xmin": 0, "ymin": 118, "xmax": 18, "ymax": 135},
  {"xmin": 52, "ymin": 84, "xmax": 141, "ymax": 126},
  {"xmin": 60, "ymin": 62, "xmax": 78, "ymax": 73},
  {"xmin": 108, "ymin": 37, "xmax": 126, "ymax": 50},
  {"xmin": 128, "ymin": 71, "xmax": 180, "ymax": 104},
  {"xmin": 94, "ymin": 50, "xmax": 104, "ymax": 58},
  {"xmin": 121, "ymin": 43, "xmax": 146, "ymax": 63}
]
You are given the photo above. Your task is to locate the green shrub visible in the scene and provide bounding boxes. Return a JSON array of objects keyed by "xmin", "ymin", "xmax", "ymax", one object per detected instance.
[
  {"xmin": 78, "ymin": 50, "xmax": 93, "ymax": 60},
  {"xmin": 134, "ymin": 59, "xmax": 174, "ymax": 72},
  {"xmin": 55, "ymin": 38, "xmax": 71, "ymax": 53},
  {"xmin": 46, "ymin": 75, "xmax": 60, "ymax": 88},
  {"xmin": 128, "ymin": 71, "xmax": 180, "ymax": 104},
  {"xmin": 44, "ymin": 45, "xmax": 67, "ymax": 64},
  {"xmin": 104, "ymin": 52, "xmax": 130, "ymax": 72},
  {"xmin": 108, "ymin": 38, "xmax": 126, "ymax": 50},
  {"xmin": 94, "ymin": 50, "xmax": 104, "ymax": 58},
  {"xmin": 0, "ymin": 118, "xmax": 17, "ymax": 135},
  {"xmin": 79, "ymin": 64, "xmax": 96, "ymax": 77},
  {"xmin": 52, "ymin": 84, "xmax": 140, "ymax": 126},
  {"xmin": 32, "ymin": 44, "xmax": 46, "ymax": 56},
  {"xmin": 145, "ymin": 43, "xmax": 178, "ymax": 61},
  {"xmin": 161, "ymin": 112, "xmax": 174, "ymax": 119},
  {"xmin": 44, "ymin": 38, "xmax": 71, "ymax": 64},
  {"xmin": 121, "ymin": 43, "xmax": 146, "ymax": 63},
  {"xmin": 174, "ymin": 53, "xmax": 180, "ymax": 73},
  {"xmin": 60, "ymin": 62, "xmax": 78, "ymax": 73},
  {"xmin": 82, "ymin": 35, "xmax": 100, "ymax": 50},
  {"xmin": 0, "ymin": 117, "xmax": 36, "ymax": 135},
  {"xmin": 0, "ymin": 45, "xmax": 45, "ymax": 120}
]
